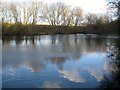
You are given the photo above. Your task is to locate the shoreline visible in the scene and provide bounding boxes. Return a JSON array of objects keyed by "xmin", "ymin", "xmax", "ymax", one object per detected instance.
[
  {"xmin": 2, "ymin": 33, "xmax": 120, "ymax": 36},
  {"xmin": 2, "ymin": 21, "xmax": 119, "ymax": 36}
]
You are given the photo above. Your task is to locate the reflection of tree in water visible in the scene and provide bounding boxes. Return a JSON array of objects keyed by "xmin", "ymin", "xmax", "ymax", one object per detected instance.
[
  {"xmin": 3, "ymin": 35, "xmax": 108, "ymax": 64},
  {"xmin": 2, "ymin": 36, "xmax": 41, "ymax": 46},
  {"xmin": 27, "ymin": 57, "xmax": 70, "ymax": 72},
  {"xmin": 27, "ymin": 59, "xmax": 46, "ymax": 72},
  {"xmin": 100, "ymin": 38, "xmax": 120, "ymax": 88},
  {"xmin": 51, "ymin": 35, "xmax": 57, "ymax": 45},
  {"xmin": 15, "ymin": 36, "xmax": 23, "ymax": 45},
  {"xmin": 3, "ymin": 35, "xmax": 107, "ymax": 54},
  {"xmin": 46, "ymin": 57, "xmax": 69, "ymax": 70},
  {"xmin": 2, "ymin": 36, "xmax": 14, "ymax": 45},
  {"xmin": 85, "ymin": 36, "xmax": 107, "ymax": 53}
]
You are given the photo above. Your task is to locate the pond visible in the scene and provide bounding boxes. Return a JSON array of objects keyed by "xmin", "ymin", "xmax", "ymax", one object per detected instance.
[{"xmin": 2, "ymin": 34, "xmax": 120, "ymax": 88}]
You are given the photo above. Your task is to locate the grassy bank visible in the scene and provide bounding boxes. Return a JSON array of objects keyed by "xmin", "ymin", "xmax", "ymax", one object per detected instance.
[{"xmin": 2, "ymin": 21, "xmax": 119, "ymax": 36}]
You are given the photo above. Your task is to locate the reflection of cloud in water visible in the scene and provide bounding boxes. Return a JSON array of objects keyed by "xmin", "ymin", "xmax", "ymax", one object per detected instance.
[
  {"xmin": 87, "ymin": 68, "xmax": 103, "ymax": 81},
  {"xmin": 42, "ymin": 81, "xmax": 61, "ymax": 88},
  {"xmin": 79, "ymin": 53, "xmax": 106, "ymax": 82},
  {"xmin": 57, "ymin": 52, "xmax": 106, "ymax": 82},
  {"xmin": 3, "ymin": 68, "xmax": 16, "ymax": 82},
  {"xmin": 59, "ymin": 70, "xmax": 85, "ymax": 83},
  {"xmin": 9, "ymin": 68, "xmax": 15, "ymax": 77},
  {"xmin": 25, "ymin": 59, "xmax": 46, "ymax": 73}
]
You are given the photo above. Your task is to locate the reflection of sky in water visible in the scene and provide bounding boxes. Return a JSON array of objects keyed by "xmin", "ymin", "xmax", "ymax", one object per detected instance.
[
  {"xmin": 59, "ymin": 53, "xmax": 107, "ymax": 83},
  {"xmin": 2, "ymin": 35, "xmax": 120, "ymax": 88}
]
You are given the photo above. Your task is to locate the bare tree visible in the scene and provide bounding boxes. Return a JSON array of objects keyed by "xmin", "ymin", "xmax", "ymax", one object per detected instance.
[
  {"xmin": 72, "ymin": 7, "xmax": 83, "ymax": 26},
  {"xmin": 10, "ymin": 2, "xmax": 20, "ymax": 23},
  {"xmin": 18, "ymin": 2, "xmax": 33, "ymax": 24},
  {"xmin": 85, "ymin": 13, "xmax": 98, "ymax": 25},
  {"xmin": 108, "ymin": 0, "xmax": 120, "ymax": 20},
  {"xmin": 60, "ymin": 5, "xmax": 72, "ymax": 26},
  {"xmin": 97, "ymin": 15, "xmax": 112, "ymax": 24},
  {"xmin": 0, "ymin": 1, "xmax": 12, "ymax": 23},
  {"xmin": 55, "ymin": 2, "xmax": 67, "ymax": 25},
  {"xmin": 31, "ymin": 1, "xmax": 43, "ymax": 24},
  {"xmin": 41, "ymin": 3, "xmax": 55, "ymax": 25},
  {"xmin": 41, "ymin": 2, "xmax": 71, "ymax": 26},
  {"xmin": 84, "ymin": 13, "xmax": 112, "ymax": 26}
]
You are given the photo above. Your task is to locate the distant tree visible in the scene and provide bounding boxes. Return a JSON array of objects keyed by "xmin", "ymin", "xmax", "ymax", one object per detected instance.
[
  {"xmin": 31, "ymin": 1, "xmax": 43, "ymax": 24},
  {"xmin": 85, "ymin": 13, "xmax": 98, "ymax": 25},
  {"xmin": 0, "ymin": 2, "xmax": 12, "ymax": 23},
  {"xmin": 56, "ymin": 2, "xmax": 68, "ymax": 25},
  {"xmin": 98, "ymin": 15, "xmax": 112, "ymax": 24},
  {"xmin": 60, "ymin": 5, "xmax": 73, "ymax": 26},
  {"xmin": 10, "ymin": 2, "xmax": 20, "ymax": 23},
  {"xmin": 41, "ymin": 3, "xmax": 56, "ymax": 25},
  {"xmin": 72, "ymin": 7, "xmax": 83, "ymax": 26},
  {"xmin": 42, "ymin": 2, "xmax": 83, "ymax": 26},
  {"xmin": 84, "ymin": 13, "xmax": 111, "ymax": 25},
  {"xmin": 42, "ymin": 2, "xmax": 70, "ymax": 26},
  {"xmin": 18, "ymin": 2, "xmax": 33, "ymax": 24}
]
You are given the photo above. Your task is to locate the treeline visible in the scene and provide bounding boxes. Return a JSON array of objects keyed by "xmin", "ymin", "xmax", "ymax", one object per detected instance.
[
  {"xmin": 1, "ymin": 0, "xmax": 120, "ymax": 35},
  {"xmin": 1, "ymin": 0, "xmax": 112, "ymax": 26},
  {"xmin": 2, "ymin": 20, "xmax": 119, "ymax": 35}
]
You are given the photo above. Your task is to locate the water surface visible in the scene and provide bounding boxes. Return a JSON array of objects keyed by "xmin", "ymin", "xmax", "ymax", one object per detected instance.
[{"xmin": 2, "ymin": 34, "xmax": 120, "ymax": 88}]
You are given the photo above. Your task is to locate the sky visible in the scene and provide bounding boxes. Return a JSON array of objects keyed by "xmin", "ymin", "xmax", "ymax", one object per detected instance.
[
  {"xmin": 45, "ymin": 0, "xmax": 108, "ymax": 14},
  {"xmin": 2, "ymin": 0, "xmax": 108, "ymax": 14}
]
